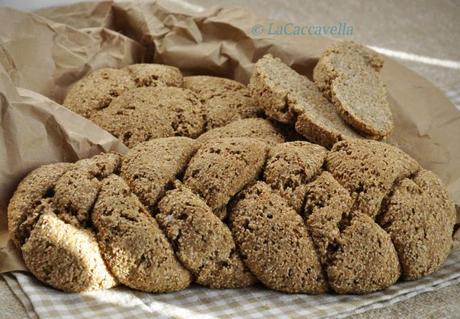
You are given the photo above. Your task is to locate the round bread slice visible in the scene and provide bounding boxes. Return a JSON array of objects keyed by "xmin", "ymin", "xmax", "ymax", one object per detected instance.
[
  {"xmin": 249, "ymin": 54, "xmax": 361, "ymax": 148},
  {"xmin": 124, "ymin": 64, "xmax": 183, "ymax": 87},
  {"xmin": 92, "ymin": 175, "xmax": 192, "ymax": 293},
  {"xmin": 263, "ymin": 141, "xmax": 327, "ymax": 212},
  {"xmin": 184, "ymin": 76, "xmax": 263, "ymax": 129},
  {"xmin": 378, "ymin": 169, "xmax": 456, "ymax": 280},
  {"xmin": 157, "ymin": 183, "xmax": 256, "ymax": 288},
  {"xmin": 90, "ymin": 87, "xmax": 206, "ymax": 148},
  {"xmin": 326, "ymin": 139, "xmax": 420, "ymax": 218},
  {"xmin": 121, "ymin": 137, "xmax": 197, "ymax": 210},
  {"xmin": 63, "ymin": 68, "xmax": 135, "ymax": 118},
  {"xmin": 230, "ymin": 181, "xmax": 327, "ymax": 293},
  {"xmin": 313, "ymin": 41, "xmax": 393, "ymax": 138},
  {"xmin": 183, "ymin": 137, "xmax": 268, "ymax": 217},
  {"xmin": 197, "ymin": 118, "xmax": 285, "ymax": 145},
  {"xmin": 22, "ymin": 208, "xmax": 117, "ymax": 292}
]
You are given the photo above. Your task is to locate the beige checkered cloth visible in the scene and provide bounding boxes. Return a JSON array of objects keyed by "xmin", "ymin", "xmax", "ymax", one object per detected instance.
[
  {"xmin": 2, "ymin": 89, "xmax": 460, "ymax": 319},
  {"xmin": 2, "ymin": 247, "xmax": 460, "ymax": 319}
]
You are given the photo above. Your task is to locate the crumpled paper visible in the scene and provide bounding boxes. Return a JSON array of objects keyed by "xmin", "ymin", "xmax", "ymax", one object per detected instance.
[{"xmin": 1, "ymin": 0, "xmax": 459, "ymax": 273}]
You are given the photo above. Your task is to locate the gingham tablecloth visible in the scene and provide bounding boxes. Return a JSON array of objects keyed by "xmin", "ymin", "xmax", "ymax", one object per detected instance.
[
  {"xmin": 2, "ymin": 247, "xmax": 460, "ymax": 319},
  {"xmin": 2, "ymin": 89, "xmax": 460, "ymax": 319}
]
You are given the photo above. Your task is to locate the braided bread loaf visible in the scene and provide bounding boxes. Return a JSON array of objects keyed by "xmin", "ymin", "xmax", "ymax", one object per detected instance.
[
  {"xmin": 9, "ymin": 41, "xmax": 455, "ymax": 294},
  {"xmin": 8, "ymin": 136, "xmax": 455, "ymax": 294},
  {"xmin": 63, "ymin": 64, "xmax": 265, "ymax": 148}
]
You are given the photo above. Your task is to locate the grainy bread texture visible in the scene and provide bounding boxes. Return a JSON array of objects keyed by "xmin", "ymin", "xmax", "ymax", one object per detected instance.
[
  {"xmin": 184, "ymin": 76, "xmax": 263, "ymax": 129},
  {"xmin": 8, "ymin": 138, "xmax": 455, "ymax": 294},
  {"xmin": 53, "ymin": 153, "xmax": 121, "ymax": 227},
  {"xmin": 9, "ymin": 153, "xmax": 123, "ymax": 292},
  {"xmin": 379, "ymin": 169, "xmax": 456, "ymax": 279},
  {"xmin": 8, "ymin": 163, "xmax": 74, "ymax": 248},
  {"xmin": 197, "ymin": 118, "xmax": 285, "ymax": 145},
  {"xmin": 304, "ymin": 171, "xmax": 354, "ymax": 264},
  {"xmin": 263, "ymin": 141, "xmax": 327, "ymax": 212},
  {"xmin": 23, "ymin": 210, "xmax": 117, "ymax": 292},
  {"xmin": 183, "ymin": 137, "xmax": 268, "ymax": 218},
  {"xmin": 325, "ymin": 139, "xmax": 420, "ymax": 218},
  {"xmin": 90, "ymin": 87, "xmax": 205, "ymax": 147},
  {"xmin": 124, "ymin": 64, "xmax": 183, "ymax": 87},
  {"xmin": 63, "ymin": 64, "xmax": 183, "ymax": 118},
  {"xmin": 63, "ymin": 49, "xmax": 388, "ymax": 151},
  {"xmin": 230, "ymin": 181, "xmax": 328, "ymax": 293},
  {"xmin": 61, "ymin": 62, "xmax": 292, "ymax": 150},
  {"xmin": 305, "ymin": 173, "xmax": 400, "ymax": 294},
  {"xmin": 121, "ymin": 137, "xmax": 198, "ymax": 209},
  {"xmin": 249, "ymin": 54, "xmax": 361, "ymax": 148},
  {"xmin": 313, "ymin": 41, "xmax": 393, "ymax": 138},
  {"xmin": 157, "ymin": 183, "xmax": 256, "ymax": 288},
  {"xmin": 63, "ymin": 68, "xmax": 135, "ymax": 118},
  {"xmin": 24, "ymin": 56, "xmax": 453, "ymax": 295},
  {"xmin": 92, "ymin": 175, "xmax": 191, "ymax": 293},
  {"xmin": 64, "ymin": 65, "xmax": 276, "ymax": 150},
  {"xmin": 324, "ymin": 213, "xmax": 401, "ymax": 294}
]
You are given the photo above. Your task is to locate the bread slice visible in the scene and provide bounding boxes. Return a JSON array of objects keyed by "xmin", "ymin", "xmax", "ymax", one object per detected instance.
[
  {"xmin": 314, "ymin": 41, "xmax": 393, "ymax": 138},
  {"xmin": 249, "ymin": 54, "xmax": 361, "ymax": 148}
]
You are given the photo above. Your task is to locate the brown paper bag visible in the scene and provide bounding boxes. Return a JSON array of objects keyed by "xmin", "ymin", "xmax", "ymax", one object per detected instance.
[{"xmin": 1, "ymin": 1, "xmax": 459, "ymax": 273}]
